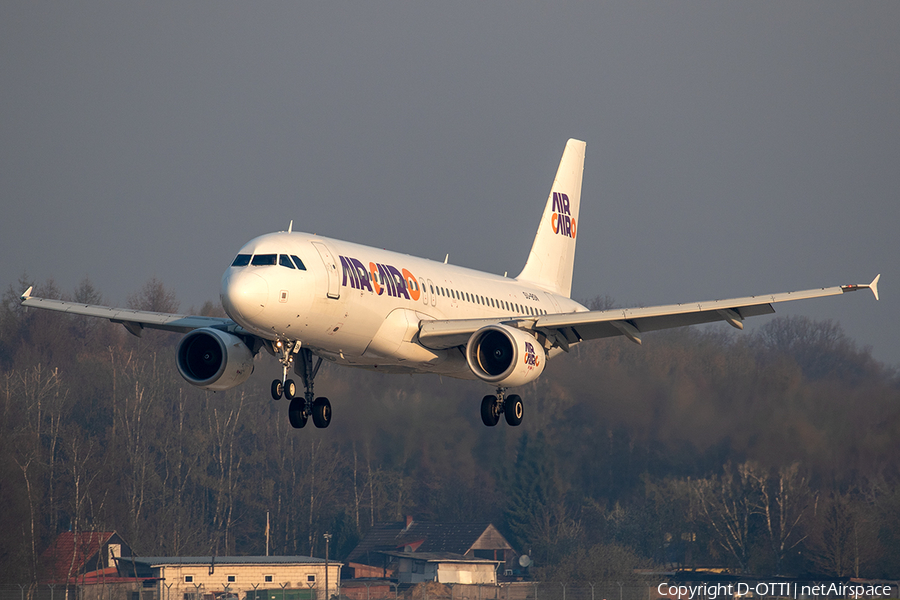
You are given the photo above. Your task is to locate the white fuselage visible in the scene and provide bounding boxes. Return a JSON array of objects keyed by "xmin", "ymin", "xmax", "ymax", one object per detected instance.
[{"xmin": 220, "ymin": 232, "xmax": 587, "ymax": 377}]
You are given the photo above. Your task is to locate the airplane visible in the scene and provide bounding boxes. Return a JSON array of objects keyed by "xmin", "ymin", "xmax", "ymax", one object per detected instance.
[{"xmin": 20, "ymin": 139, "xmax": 881, "ymax": 430}]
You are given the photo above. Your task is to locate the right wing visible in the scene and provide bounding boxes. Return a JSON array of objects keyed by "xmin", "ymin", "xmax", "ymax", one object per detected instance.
[
  {"xmin": 20, "ymin": 286, "xmax": 240, "ymax": 338},
  {"xmin": 418, "ymin": 275, "xmax": 881, "ymax": 350}
]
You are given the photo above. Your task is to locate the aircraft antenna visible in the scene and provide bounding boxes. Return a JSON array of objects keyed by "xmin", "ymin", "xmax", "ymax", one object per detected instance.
[
  {"xmin": 444, "ymin": 254, "xmax": 449, "ymax": 264},
  {"xmin": 288, "ymin": 220, "xmax": 293, "ymax": 233}
]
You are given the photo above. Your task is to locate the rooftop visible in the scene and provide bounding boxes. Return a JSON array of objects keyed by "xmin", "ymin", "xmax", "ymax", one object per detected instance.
[{"xmin": 131, "ymin": 556, "xmax": 335, "ymax": 565}]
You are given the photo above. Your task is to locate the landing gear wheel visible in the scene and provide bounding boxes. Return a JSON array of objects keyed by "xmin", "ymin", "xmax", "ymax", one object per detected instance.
[
  {"xmin": 284, "ymin": 379, "xmax": 297, "ymax": 400},
  {"xmin": 505, "ymin": 394, "xmax": 524, "ymax": 426},
  {"xmin": 271, "ymin": 380, "xmax": 283, "ymax": 400},
  {"xmin": 288, "ymin": 397, "xmax": 308, "ymax": 428},
  {"xmin": 481, "ymin": 395, "xmax": 500, "ymax": 427},
  {"xmin": 312, "ymin": 397, "xmax": 332, "ymax": 428}
]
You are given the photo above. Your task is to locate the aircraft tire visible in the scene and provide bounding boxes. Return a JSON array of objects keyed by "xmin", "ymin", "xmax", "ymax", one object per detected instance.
[
  {"xmin": 481, "ymin": 395, "xmax": 500, "ymax": 426},
  {"xmin": 312, "ymin": 397, "xmax": 332, "ymax": 428},
  {"xmin": 288, "ymin": 397, "xmax": 307, "ymax": 428},
  {"xmin": 271, "ymin": 380, "xmax": 283, "ymax": 400},
  {"xmin": 504, "ymin": 394, "xmax": 524, "ymax": 426},
  {"xmin": 284, "ymin": 379, "xmax": 297, "ymax": 400}
]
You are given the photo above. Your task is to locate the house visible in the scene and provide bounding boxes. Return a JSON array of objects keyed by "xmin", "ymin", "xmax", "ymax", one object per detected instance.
[
  {"xmin": 38, "ymin": 531, "xmax": 153, "ymax": 600},
  {"xmin": 39, "ymin": 531, "xmax": 136, "ymax": 583},
  {"xmin": 346, "ymin": 517, "xmax": 519, "ymax": 579},
  {"xmin": 121, "ymin": 556, "xmax": 342, "ymax": 600}
]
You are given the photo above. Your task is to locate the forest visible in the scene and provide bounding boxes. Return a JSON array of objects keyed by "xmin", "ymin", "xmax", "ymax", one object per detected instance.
[{"xmin": 1, "ymin": 276, "xmax": 898, "ymax": 583}]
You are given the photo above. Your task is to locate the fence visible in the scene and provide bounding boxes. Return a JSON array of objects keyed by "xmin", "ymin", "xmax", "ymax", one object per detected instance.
[{"xmin": 3, "ymin": 582, "xmax": 898, "ymax": 600}]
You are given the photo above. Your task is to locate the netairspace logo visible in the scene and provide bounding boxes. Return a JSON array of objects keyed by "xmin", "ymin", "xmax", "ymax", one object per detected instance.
[{"xmin": 657, "ymin": 583, "xmax": 894, "ymax": 600}]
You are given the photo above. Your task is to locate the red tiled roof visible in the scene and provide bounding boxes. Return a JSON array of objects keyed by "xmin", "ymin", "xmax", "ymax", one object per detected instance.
[{"xmin": 39, "ymin": 531, "xmax": 116, "ymax": 583}]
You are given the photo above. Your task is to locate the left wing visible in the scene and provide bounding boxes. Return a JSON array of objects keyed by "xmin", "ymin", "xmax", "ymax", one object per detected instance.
[
  {"xmin": 418, "ymin": 275, "xmax": 881, "ymax": 350},
  {"xmin": 20, "ymin": 286, "xmax": 239, "ymax": 337}
]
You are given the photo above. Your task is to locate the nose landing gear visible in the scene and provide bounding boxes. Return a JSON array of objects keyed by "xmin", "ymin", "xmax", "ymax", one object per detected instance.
[
  {"xmin": 480, "ymin": 388, "xmax": 524, "ymax": 427},
  {"xmin": 270, "ymin": 340, "xmax": 332, "ymax": 429}
]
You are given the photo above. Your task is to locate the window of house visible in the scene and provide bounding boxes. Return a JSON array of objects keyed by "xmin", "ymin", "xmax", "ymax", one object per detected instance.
[
  {"xmin": 227, "ymin": 575, "xmax": 236, "ymax": 583},
  {"xmin": 307, "ymin": 575, "xmax": 316, "ymax": 582},
  {"xmin": 184, "ymin": 575, "xmax": 194, "ymax": 583},
  {"xmin": 264, "ymin": 575, "xmax": 274, "ymax": 583}
]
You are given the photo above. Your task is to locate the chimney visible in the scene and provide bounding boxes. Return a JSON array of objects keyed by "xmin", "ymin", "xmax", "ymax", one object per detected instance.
[{"xmin": 405, "ymin": 515, "xmax": 414, "ymax": 529}]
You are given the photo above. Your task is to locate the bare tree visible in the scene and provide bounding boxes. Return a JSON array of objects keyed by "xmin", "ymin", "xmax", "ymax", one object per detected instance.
[
  {"xmin": 747, "ymin": 462, "xmax": 813, "ymax": 573},
  {"xmin": 810, "ymin": 491, "xmax": 855, "ymax": 576},
  {"xmin": 208, "ymin": 391, "xmax": 245, "ymax": 555},
  {"xmin": 692, "ymin": 462, "xmax": 757, "ymax": 572}
]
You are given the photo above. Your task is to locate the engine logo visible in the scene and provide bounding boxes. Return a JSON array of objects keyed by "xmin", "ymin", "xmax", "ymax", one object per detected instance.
[{"xmin": 524, "ymin": 341, "xmax": 540, "ymax": 368}]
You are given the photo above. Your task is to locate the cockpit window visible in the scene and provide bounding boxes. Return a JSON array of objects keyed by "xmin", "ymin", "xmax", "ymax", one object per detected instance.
[
  {"xmin": 231, "ymin": 254, "xmax": 251, "ymax": 267},
  {"xmin": 279, "ymin": 255, "xmax": 295, "ymax": 269},
  {"xmin": 290, "ymin": 255, "xmax": 307, "ymax": 270},
  {"xmin": 251, "ymin": 254, "xmax": 277, "ymax": 266}
]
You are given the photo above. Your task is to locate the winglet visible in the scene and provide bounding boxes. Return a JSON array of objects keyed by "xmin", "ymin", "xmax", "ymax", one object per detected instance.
[
  {"xmin": 841, "ymin": 274, "xmax": 880, "ymax": 300},
  {"xmin": 21, "ymin": 286, "xmax": 33, "ymax": 301}
]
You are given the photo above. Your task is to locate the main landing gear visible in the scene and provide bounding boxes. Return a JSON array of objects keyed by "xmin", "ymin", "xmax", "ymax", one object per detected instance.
[
  {"xmin": 481, "ymin": 388, "xmax": 523, "ymax": 427},
  {"xmin": 270, "ymin": 341, "xmax": 332, "ymax": 429}
]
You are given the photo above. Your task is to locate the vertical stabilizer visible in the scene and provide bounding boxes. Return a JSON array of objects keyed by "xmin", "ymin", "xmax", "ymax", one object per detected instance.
[{"xmin": 515, "ymin": 139, "xmax": 586, "ymax": 298}]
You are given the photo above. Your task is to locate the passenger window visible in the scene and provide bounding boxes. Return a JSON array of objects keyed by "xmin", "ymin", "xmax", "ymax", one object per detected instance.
[
  {"xmin": 279, "ymin": 255, "xmax": 295, "ymax": 269},
  {"xmin": 231, "ymin": 254, "xmax": 251, "ymax": 267},
  {"xmin": 290, "ymin": 255, "xmax": 307, "ymax": 270},
  {"xmin": 251, "ymin": 254, "xmax": 277, "ymax": 266}
]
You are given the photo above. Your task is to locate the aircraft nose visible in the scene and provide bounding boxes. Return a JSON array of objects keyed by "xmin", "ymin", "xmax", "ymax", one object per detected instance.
[{"xmin": 221, "ymin": 270, "xmax": 268, "ymax": 321}]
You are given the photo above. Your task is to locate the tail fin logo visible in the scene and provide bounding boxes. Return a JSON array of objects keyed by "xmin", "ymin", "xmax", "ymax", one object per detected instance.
[{"xmin": 551, "ymin": 192, "xmax": 576, "ymax": 239}]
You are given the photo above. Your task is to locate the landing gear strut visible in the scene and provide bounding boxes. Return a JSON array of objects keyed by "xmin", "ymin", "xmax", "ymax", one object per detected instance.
[
  {"xmin": 480, "ymin": 389, "xmax": 523, "ymax": 427},
  {"xmin": 271, "ymin": 341, "xmax": 332, "ymax": 429}
]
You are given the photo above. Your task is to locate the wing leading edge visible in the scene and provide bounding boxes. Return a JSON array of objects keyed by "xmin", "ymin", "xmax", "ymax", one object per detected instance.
[
  {"xmin": 20, "ymin": 286, "xmax": 239, "ymax": 337},
  {"xmin": 418, "ymin": 275, "xmax": 881, "ymax": 350}
]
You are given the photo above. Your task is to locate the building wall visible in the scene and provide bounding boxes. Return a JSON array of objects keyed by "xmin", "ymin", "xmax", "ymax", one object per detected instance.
[
  {"xmin": 154, "ymin": 564, "xmax": 341, "ymax": 600},
  {"xmin": 435, "ymin": 564, "xmax": 495, "ymax": 585}
]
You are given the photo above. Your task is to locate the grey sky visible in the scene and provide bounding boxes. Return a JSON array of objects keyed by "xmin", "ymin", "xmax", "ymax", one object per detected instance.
[{"xmin": 2, "ymin": 2, "xmax": 897, "ymax": 365}]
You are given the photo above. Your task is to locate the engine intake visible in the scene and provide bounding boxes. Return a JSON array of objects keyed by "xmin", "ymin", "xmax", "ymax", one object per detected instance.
[
  {"xmin": 176, "ymin": 328, "xmax": 254, "ymax": 391},
  {"xmin": 466, "ymin": 324, "xmax": 545, "ymax": 387}
]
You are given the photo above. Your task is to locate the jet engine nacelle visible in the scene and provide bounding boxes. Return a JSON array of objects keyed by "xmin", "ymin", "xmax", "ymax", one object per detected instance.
[
  {"xmin": 466, "ymin": 324, "xmax": 546, "ymax": 387},
  {"xmin": 176, "ymin": 328, "xmax": 254, "ymax": 391}
]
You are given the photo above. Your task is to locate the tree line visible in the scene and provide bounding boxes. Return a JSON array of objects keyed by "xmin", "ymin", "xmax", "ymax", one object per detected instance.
[{"xmin": 1, "ymin": 276, "xmax": 898, "ymax": 582}]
